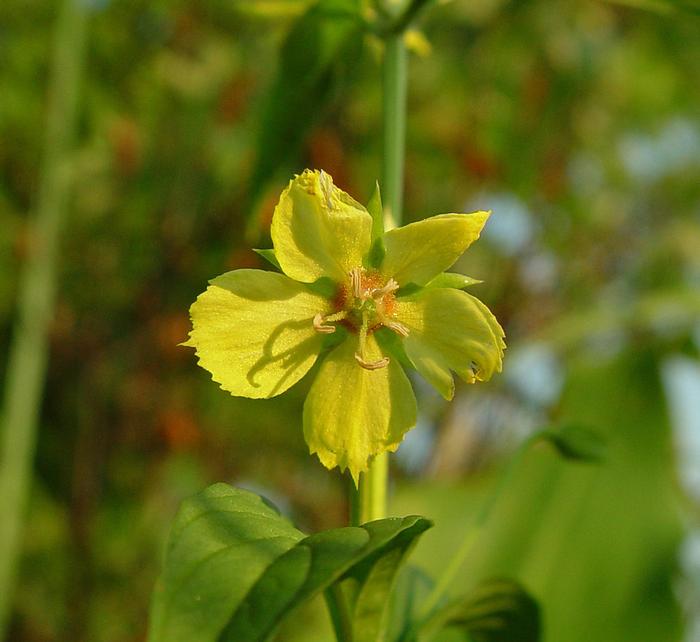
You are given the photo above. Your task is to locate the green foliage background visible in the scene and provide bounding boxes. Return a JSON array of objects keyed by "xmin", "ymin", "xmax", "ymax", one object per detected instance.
[{"xmin": 0, "ymin": 0, "xmax": 699, "ymax": 640}]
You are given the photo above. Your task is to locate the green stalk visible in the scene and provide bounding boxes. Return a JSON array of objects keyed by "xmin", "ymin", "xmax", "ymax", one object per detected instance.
[
  {"xmin": 418, "ymin": 434, "xmax": 540, "ymax": 619},
  {"xmin": 0, "ymin": 0, "xmax": 87, "ymax": 635},
  {"xmin": 380, "ymin": 33, "xmax": 407, "ymax": 231},
  {"xmin": 324, "ymin": 583, "xmax": 355, "ymax": 642},
  {"xmin": 358, "ymin": 31, "xmax": 407, "ymax": 526}
]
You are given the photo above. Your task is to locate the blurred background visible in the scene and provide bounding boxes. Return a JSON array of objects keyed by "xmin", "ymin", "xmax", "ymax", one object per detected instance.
[{"xmin": 1, "ymin": 0, "xmax": 699, "ymax": 640}]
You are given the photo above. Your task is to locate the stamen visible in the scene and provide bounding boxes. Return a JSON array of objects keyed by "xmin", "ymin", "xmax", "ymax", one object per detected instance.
[
  {"xmin": 371, "ymin": 278, "xmax": 399, "ymax": 299},
  {"xmin": 385, "ymin": 320, "xmax": 409, "ymax": 337},
  {"xmin": 312, "ymin": 311, "xmax": 348, "ymax": 334},
  {"xmin": 355, "ymin": 353, "xmax": 390, "ymax": 370},
  {"xmin": 350, "ymin": 267, "xmax": 364, "ymax": 299},
  {"xmin": 313, "ymin": 313, "xmax": 336, "ymax": 334}
]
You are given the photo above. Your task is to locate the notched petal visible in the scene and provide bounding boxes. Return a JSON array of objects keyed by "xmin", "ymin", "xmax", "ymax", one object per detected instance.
[
  {"xmin": 396, "ymin": 288, "xmax": 505, "ymax": 399},
  {"xmin": 184, "ymin": 269, "xmax": 329, "ymax": 399},
  {"xmin": 271, "ymin": 169, "xmax": 373, "ymax": 283},
  {"xmin": 303, "ymin": 334, "xmax": 417, "ymax": 484},
  {"xmin": 381, "ymin": 212, "xmax": 490, "ymax": 286}
]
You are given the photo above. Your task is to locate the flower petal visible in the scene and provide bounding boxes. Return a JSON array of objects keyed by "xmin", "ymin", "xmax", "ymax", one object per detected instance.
[
  {"xmin": 303, "ymin": 333, "xmax": 417, "ymax": 484},
  {"xmin": 271, "ymin": 169, "xmax": 373, "ymax": 283},
  {"xmin": 184, "ymin": 269, "xmax": 329, "ymax": 399},
  {"xmin": 396, "ymin": 288, "xmax": 505, "ymax": 400},
  {"xmin": 381, "ymin": 212, "xmax": 490, "ymax": 286}
]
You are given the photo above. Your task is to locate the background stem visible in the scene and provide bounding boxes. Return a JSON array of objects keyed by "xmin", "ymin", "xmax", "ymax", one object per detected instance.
[{"xmin": 0, "ymin": 0, "xmax": 87, "ymax": 635}]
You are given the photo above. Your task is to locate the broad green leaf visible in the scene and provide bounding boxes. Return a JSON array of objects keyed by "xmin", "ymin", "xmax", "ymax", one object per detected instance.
[
  {"xmin": 253, "ymin": 248, "xmax": 281, "ymax": 270},
  {"xmin": 221, "ymin": 515, "xmax": 432, "ymax": 642},
  {"xmin": 248, "ymin": 0, "xmax": 364, "ymax": 218},
  {"xmin": 148, "ymin": 484, "xmax": 304, "ymax": 642},
  {"xmin": 418, "ymin": 579, "xmax": 541, "ymax": 642},
  {"xmin": 343, "ymin": 520, "xmax": 432, "ymax": 641},
  {"xmin": 425, "ymin": 272, "xmax": 483, "ymax": 290},
  {"xmin": 148, "ymin": 483, "xmax": 432, "ymax": 642},
  {"xmin": 538, "ymin": 425, "xmax": 607, "ymax": 463}
]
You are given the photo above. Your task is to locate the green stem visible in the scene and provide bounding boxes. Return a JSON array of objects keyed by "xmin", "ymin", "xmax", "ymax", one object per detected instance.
[
  {"xmin": 359, "ymin": 452, "xmax": 389, "ymax": 523},
  {"xmin": 386, "ymin": 0, "xmax": 433, "ymax": 35},
  {"xmin": 357, "ymin": 32, "xmax": 407, "ymax": 525},
  {"xmin": 0, "ymin": 0, "xmax": 87, "ymax": 635},
  {"xmin": 380, "ymin": 33, "xmax": 407, "ymax": 231},
  {"xmin": 325, "ymin": 584, "xmax": 354, "ymax": 642},
  {"xmin": 419, "ymin": 434, "xmax": 539, "ymax": 619}
]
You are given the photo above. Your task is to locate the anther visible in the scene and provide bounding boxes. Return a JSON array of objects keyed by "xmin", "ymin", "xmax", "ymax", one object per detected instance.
[
  {"xmin": 354, "ymin": 353, "xmax": 390, "ymax": 370},
  {"xmin": 313, "ymin": 313, "xmax": 336, "ymax": 334},
  {"xmin": 385, "ymin": 320, "xmax": 409, "ymax": 337},
  {"xmin": 350, "ymin": 267, "xmax": 365, "ymax": 299},
  {"xmin": 371, "ymin": 278, "xmax": 399, "ymax": 299}
]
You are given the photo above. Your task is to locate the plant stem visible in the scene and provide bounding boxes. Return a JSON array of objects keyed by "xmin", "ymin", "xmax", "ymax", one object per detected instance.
[
  {"xmin": 386, "ymin": 0, "xmax": 433, "ymax": 35},
  {"xmin": 0, "ymin": 0, "xmax": 87, "ymax": 635},
  {"xmin": 419, "ymin": 434, "xmax": 539, "ymax": 619},
  {"xmin": 359, "ymin": 452, "xmax": 389, "ymax": 522},
  {"xmin": 325, "ymin": 584, "xmax": 355, "ymax": 642},
  {"xmin": 357, "ymin": 30, "xmax": 408, "ymax": 526},
  {"xmin": 381, "ymin": 33, "xmax": 407, "ymax": 231}
]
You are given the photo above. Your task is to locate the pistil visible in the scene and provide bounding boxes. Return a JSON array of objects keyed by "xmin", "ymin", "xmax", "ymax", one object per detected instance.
[{"xmin": 355, "ymin": 311, "xmax": 390, "ymax": 371}]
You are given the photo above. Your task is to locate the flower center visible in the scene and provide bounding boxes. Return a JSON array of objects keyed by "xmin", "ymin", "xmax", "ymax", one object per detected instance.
[{"xmin": 312, "ymin": 267, "xmax": 409, "ymax": 370}]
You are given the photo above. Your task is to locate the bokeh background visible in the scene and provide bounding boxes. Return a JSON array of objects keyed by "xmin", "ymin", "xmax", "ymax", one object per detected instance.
[{"xmin": 1, "ymin": 0, "xmax": 699, "ymax": 640}]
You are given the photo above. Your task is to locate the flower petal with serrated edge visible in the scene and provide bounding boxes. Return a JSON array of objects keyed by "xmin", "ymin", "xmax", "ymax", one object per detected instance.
[{"xmin": 183, "ymin": 269, "xmax": 329, "ymax": 399}]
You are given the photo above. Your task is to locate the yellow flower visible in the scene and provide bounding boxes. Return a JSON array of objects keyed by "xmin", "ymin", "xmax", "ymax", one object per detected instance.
[{"xmin": 184, "ymin": 169, "xmax": 505, "ymax": 483}]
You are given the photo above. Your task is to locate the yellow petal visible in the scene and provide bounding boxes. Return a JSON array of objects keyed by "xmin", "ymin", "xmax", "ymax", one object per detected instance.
[
  {"xmin": 381, "ymin": 212, "xmax": 490, "ymax": 286},
  {"xmin": 303, "ymin": 334, "xmax": 417, "ymax": 484},
  {"xmin": 271, "ymin": 169, "xmax": 373, "ymax": 283},
  {"xmin": 396, "ymin": 288, "xmax": 505, "ymax": 399},
  {"xmin": 184, "ymin": 269, "xmax": 329, "ymax": 399}
]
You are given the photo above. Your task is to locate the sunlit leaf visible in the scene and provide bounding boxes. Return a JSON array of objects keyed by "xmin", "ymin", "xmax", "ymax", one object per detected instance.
[{"xmin": 148, "ymin": 483, "xmax": 431, "ymax": 642}]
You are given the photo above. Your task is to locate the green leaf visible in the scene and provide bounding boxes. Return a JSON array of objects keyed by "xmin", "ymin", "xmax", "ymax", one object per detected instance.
[
  {"xmin": 253, "ymin": 248, "xmax": 281, "ymax": 269},
  {"xmin": 305, "ymin": 275, "xmax": 338, "ymax": 298},
  {"xmin": 149, "ymin": 483, "xmax": 432, "ymax": 642},
  {"xmin": 342, "ymin": 519, "xmax": 432, "ymax": 641},
  {"xmin": 366, "ymin": 181, "xmax": 386, "ymax": 267},
  {"xmin": 539, "ymin": 424, "xmax": 607, "ymax": 463},
  {"xmin": 419, "ymin": 579, "xmax": 541, "ymax": 642},
  {"xmin": 148, "ymin": 484, "xmax": 304, "ymax": 642},
  {"xmin": 247, "ymin": 0, "xmax": 364, "ymax": 222},
  {"xmin": 425, "ymin": 272, "xmax": 484, "ymax": 290},
  {"xmin": 367, "ymin": 183, "xmax": 386, "ymax": 268}
]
